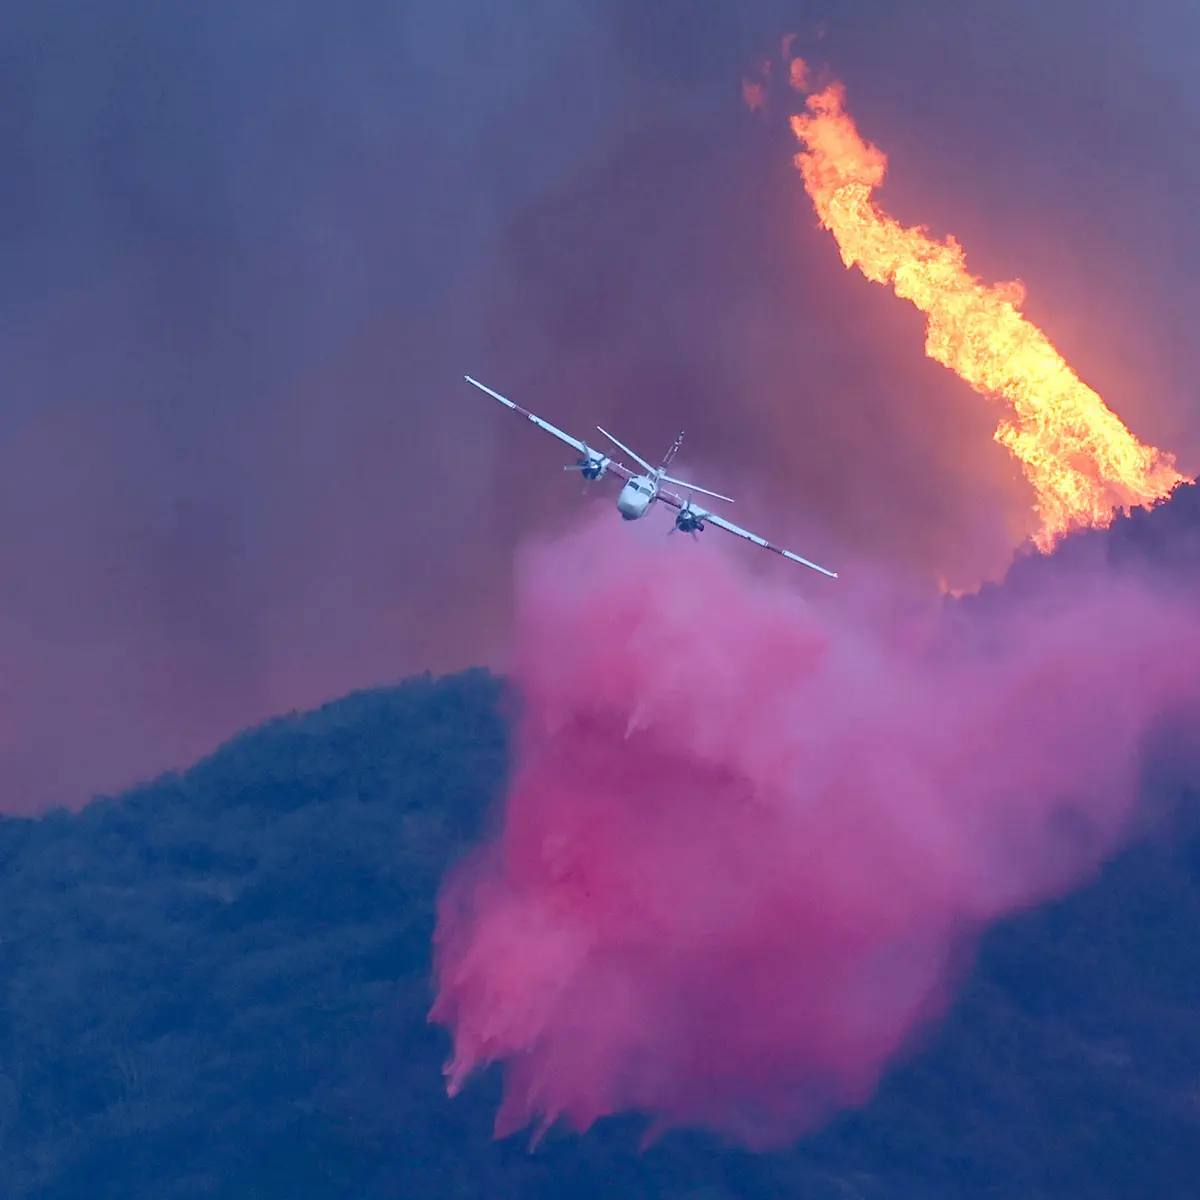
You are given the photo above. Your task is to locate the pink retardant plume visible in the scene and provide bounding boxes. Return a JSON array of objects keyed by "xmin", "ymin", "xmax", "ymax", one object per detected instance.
[{"xmin": 430, "ymin": 517, "xmax": 1200, "ymax": 1148}]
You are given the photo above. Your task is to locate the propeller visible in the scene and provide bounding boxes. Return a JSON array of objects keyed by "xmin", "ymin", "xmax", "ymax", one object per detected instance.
[
  {"xmin": 672, "ymin": 498, "xmax": 706, "ymax": 537},
  {"xmin": 564, "ymin": 442, "xmax": 608, "ymax": 488}
]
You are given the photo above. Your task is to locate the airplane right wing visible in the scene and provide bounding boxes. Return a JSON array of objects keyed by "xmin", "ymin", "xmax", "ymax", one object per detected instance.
[
  {"xmin": 465, "ymin": 375, "xmax": 634, "ymax": 481},
  {"xmin": 465, "ymin": 375, "xmax": 588, "ymax": 455}
]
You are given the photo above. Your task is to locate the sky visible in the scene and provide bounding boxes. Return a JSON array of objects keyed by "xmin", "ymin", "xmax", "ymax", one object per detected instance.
[{"xmin": 5, "ymin": 0, "xmax": 1200, "ymax": 811}]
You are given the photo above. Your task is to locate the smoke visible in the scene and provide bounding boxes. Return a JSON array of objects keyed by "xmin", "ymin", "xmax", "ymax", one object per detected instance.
[
  {"xmin": 431, "ymin": 514, "xmax": 1200, "ymax": 1146},
  {"xmin": 0, "ymin": 1, "xmax": 622, "ymax": 810},
  {"xmin": 5, "ymin": 0, "xmax": 1200, "ymax": 813}
]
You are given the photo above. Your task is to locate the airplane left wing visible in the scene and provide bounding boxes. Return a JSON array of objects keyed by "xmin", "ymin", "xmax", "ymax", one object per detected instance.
[
  {"xmin": 657, "ymin": 490, "xmax": 837, "ymax": 578},
  {"xmin": 705, "ymin": 510, "xmax": 838, "ymax": 577}
]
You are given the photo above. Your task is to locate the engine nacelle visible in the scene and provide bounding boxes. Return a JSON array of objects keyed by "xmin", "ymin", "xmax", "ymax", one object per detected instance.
[
  {"xmin": 675, "ymin": 507, "xmax": 705, "ymax": 534},
  {"xmin": 577, "ymin": 453, "xmax": 609, "ymax": 480}
]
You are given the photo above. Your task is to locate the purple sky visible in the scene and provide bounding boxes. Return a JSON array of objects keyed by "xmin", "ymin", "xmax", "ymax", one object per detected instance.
[{"xmin": 5, "ymin": 0, "xmax": 1200, "ymax": 811}]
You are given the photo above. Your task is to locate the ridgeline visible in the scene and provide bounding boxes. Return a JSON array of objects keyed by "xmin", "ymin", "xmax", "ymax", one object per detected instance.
[{"xmin": 3, "ymin": 488, "xmax": 1200, "ymax": 1197}]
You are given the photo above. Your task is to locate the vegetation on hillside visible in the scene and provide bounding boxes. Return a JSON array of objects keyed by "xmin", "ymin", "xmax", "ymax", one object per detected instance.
[{"xmin": 3, "ymin": 489, "xmax": 1200, "ymax": 1196}]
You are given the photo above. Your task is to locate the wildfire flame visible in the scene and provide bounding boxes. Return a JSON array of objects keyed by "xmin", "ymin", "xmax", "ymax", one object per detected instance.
[{"xmin": 786, "ymin": 68, "xmax": 1184, "ymax": 549}]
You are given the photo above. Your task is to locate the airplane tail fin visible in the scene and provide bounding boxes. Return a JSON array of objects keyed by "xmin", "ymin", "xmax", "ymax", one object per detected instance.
[{"xmin": 659, "ymin": 431, "xmax": 685, "ymax": 473}]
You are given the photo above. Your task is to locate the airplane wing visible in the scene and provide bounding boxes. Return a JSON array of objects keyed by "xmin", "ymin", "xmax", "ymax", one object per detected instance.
[
  {"xmin": 465, "ymin": 375, "xmax": 633, "ymax": 480},
  {"xmin": 465, "ymin": 375, "xmax": 587, "ymax": 454},
  {"xmin": 656, "ymin": 489, "xmax": 837, "ymax": 578}
]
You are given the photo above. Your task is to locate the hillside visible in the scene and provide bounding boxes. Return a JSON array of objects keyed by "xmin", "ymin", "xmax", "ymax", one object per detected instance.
[{"xmin": 3, "ymin": 496, "xmax": 1200, "ymax": 1196}]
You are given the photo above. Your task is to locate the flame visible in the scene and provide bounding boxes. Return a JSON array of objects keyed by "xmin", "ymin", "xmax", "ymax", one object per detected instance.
[{"xmin": 787, "ymin": 71, "xmax": 1185, "ymax": 550}]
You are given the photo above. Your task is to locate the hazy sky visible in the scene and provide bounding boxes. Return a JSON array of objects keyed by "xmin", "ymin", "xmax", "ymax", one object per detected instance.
[{"xmin": 5, "ymin": 0, "xmax": 1200, "ymax": 810}]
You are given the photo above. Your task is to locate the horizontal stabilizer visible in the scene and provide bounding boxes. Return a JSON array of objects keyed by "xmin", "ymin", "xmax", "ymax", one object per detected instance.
[
  {"xmin": 596, "ymin": 426, "xmax": 654, "ymax": 473},
  {"xmin": 660, "ymin": 473, "xmax": 735, "ymax": 505}
]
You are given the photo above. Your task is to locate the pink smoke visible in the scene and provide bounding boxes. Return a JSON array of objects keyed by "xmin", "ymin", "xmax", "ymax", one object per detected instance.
[{"xmin": 431, "ymin": 516, "xmax": 1199, "ymax": 1147}]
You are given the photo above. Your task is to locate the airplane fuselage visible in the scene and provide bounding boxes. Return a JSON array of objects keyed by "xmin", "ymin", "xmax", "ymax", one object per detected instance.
[{"xmin": 617, "ymin": 475, "xmax": 657, "ymax": 520}]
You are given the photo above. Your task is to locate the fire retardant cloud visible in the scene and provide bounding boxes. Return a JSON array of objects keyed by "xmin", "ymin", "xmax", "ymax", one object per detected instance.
[{"xmin": 432, "ymin": 517, "xmax": 1200, "ymax": 1147}]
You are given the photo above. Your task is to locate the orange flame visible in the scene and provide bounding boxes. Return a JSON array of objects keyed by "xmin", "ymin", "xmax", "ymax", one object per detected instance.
[{"xmin": 788, "ymin": 78, "xmax": 1185, "ymax": 550}]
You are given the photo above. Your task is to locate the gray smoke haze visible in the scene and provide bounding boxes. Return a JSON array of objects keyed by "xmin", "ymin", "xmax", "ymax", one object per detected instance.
[{"xmin": 4, "ymin": 0, "xmax": 1200, "ymax": 810}]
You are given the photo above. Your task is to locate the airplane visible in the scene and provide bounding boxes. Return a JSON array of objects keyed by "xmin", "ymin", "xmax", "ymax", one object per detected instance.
[{"xmin": 464, "ymin": 375, "xmax": 837, "ymax": 578}]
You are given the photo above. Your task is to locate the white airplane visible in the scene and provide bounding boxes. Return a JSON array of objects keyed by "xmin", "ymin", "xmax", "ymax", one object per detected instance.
[{"xmin": 464, "ymin": 375, "xmax": 837, "ymax": 578}]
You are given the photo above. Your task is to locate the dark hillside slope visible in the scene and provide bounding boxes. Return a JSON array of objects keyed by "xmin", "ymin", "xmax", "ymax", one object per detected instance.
[
  {"xmin": 2, "ymin": 492, "xmax": 1200, "ymax": 1197},
  {"xmin": 0, "ymin": 671, "xmax": 510, "ymax": 1198}
]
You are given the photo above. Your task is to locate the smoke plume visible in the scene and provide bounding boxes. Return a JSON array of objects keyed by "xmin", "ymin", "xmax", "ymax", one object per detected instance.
[
  {"xmin": 432, "ymin": 514, "xmax": 1200, "ymax": 1146},
  {"xmin": 7, "ymin": 2, "xmax": 1200, "ymax": 810}
]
